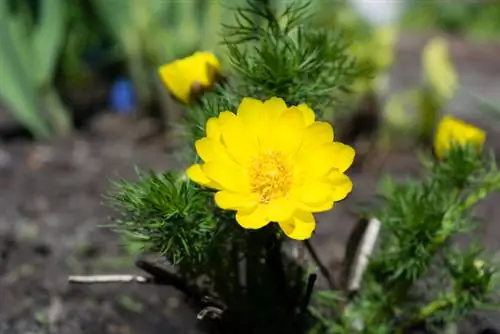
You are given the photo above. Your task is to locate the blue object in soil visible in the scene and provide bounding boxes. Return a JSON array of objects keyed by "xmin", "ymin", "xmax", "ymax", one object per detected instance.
[{"xmin": 110, "ymin": 78, "xmax": 137, "ymax": 114}]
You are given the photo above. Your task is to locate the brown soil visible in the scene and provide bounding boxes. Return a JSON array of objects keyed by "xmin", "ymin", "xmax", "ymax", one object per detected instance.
[
  {"xmin": 1, "ymin": 34, "xmax": 500, "ymax": 334},
  {"xmin": 0, "ymin": 115, "xmax": 201, "ymax": 334}
]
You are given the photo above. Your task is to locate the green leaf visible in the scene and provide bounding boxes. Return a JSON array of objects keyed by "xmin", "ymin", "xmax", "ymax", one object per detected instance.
[
  {"xmin": 33, "ymin": 0, "xmax": 67, "ymax": 87},
  {"xmin": 0, "ymin": 5, "xmax": 51, "ymax": 138}
]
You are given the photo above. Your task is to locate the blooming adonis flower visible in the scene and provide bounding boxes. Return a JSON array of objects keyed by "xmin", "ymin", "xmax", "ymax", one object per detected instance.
[
  {"xmin": 186, "ymin": 97, "xmax": 355, "ymax": 240},
  {"xmin": 434, "ymin": 115, "xmax": 485, "ymax": 159},
  {"xmin": 158, "ymin": 51, "xmax": 221, "ymax": 104},
  {"xmin": 422, "ymin": 38, "xmax": 458, "ymax": 100}
]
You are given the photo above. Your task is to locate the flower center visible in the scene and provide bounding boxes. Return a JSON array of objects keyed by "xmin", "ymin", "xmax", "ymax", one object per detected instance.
[{"xmin": 250, "ymin": 151, "xmax": 292, "ymax": 204}]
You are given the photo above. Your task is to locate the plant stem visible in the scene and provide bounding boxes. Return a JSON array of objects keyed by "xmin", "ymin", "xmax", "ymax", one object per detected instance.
[
  {"xmin": 43, "ymin": 87, "xmax": 73, "ymax": 136},
  {"xmin": 304, "ymin": 240, "xmax": 336, "ymax": 289},
  {"xmin": 395, "ymin": 296, "xmax": 454, "ymax": 334},
  {"xmin": 128, "ymin": 53, "xmax": 152, "ymax": 116},
  {"xmin": 417, "ymin": 87, "xmax": 442, "ymax": 146}
]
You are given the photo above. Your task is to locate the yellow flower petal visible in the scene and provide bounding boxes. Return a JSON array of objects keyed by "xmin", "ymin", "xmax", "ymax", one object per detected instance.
[
  {"xmin": 214, "ymin": 191, "xmax": 259, "ymax": 210},
  {"xmin": 186, "ymin": 164, "xmax": 221, "ymax": 190},
  {"xmin": 237, "ymin": 97, "xmax": 264, "ymax": 120},
  {"xmin": 296, "ymin": 142, "xmax": 355, "ymax": 177},
  {"xmin": 203, "ymin": 161, "xmax": 250, "ymax": 193},
  {"xmin": 183, "ymin": 52, "xmax": 219, "ymax": 86},
  {"xmin": 264, "ymin": 107, "xmax": 306, "ymax": 154},
  {"xmin": 194, "ymin": 137, "xmax": 233, "ymax": 164},
  {"xmin": 158, "ymin": 63, "xmax": 191, "ymax": 104},
  {"xmin": 302, "ymin": 122, "xmax": 334, "ymax": 151},
  {"xmin": 236, "ymin": 205, "xmax": 270, "ymax": 229},
  {"xmin": 278, "ymin": 210, "xmax": 316, "ymax": 240},
  {"xmin": 328, "ymin": 170, "xmax": 353, "ymax": 201},
  {"xmin": 329, "ymin": 143, "xmax": 355, "ymax": 173},
  {"xmin": 195, "ymin": 137, "xmax": 218, "ymax": 162},
  {"xmin": 236, "ymin": 97, "xmax": 267, "ymax": 141},
  {"xmin": 197, "ymin": 51, "xmax": 221, "ymax": 72},
  {"xmin": 262, "ymin": 97, "xmax": 288, "ymax": 119},
  {"xmin": 290, "ymin": 181, "xmax": 334, "ymax": 212},
  {"xmin": 186, "ymin": 164, "xmax": 209, "ymax": 184},
  {"xmin": 295, "ymin": 104, "xmax": 316, "ymax": 125},
  {"xmin": 266, "ymin": 197, "xmax": 295, "ymax": 222},
  {"xmin": 434, "ymin": 115, "xmax": 486, "ymax": 159},
  {"xmin": 217, "ymin": 111, "xmax": 258, "ymax": 165},
  {"xmin": 206, "ymin": 117, "xmax": 222, "ymax": 139}
]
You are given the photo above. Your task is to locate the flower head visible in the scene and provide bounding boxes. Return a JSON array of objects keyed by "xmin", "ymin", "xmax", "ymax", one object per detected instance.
[
  {"xmin": 434, "ymin": 115, "xmax": 485, "ymax": 159},
  {"xmin": 186, "ymin": 97, "xmax": 355, "ymax": 240},
  {"xmin": 158, "ymin": 51, "xmax": 221, "ymax": 104},
  {"xmin": 422, "ymin": 38, "xmax": 458, "ymax": 99}
]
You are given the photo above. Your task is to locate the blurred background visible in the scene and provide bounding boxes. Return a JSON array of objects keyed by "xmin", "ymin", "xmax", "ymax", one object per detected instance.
[{"xmin": 1, "ymin": 0, "xmax": 500, "ymax": 333}]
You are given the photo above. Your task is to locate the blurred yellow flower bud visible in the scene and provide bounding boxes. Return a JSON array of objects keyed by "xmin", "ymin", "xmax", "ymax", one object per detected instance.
[
  {"xmin": 434, "ymin": 115, "xmax": 485, "ymax": 159},
  {"xmin": 422, "ymin": 38, "xmax": 458, "ymax": 100},
  {"xmin": 158, "ymin": 51, "xmax": 221, "ymax": 104}
]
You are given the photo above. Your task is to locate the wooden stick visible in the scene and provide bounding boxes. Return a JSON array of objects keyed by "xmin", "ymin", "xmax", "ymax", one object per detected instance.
[
  {"xmin": 197, "ymin": 306, "xmax": 224, "ymax": 320},
  {"xmin": 68, "ymin": 274, "xmax": 150, "ymax": 284}
]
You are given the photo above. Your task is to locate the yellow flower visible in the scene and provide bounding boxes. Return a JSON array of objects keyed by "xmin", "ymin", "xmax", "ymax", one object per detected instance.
[
  {"xmin": 422, "ymin": 38, "xmax": 458, "ymax": 99},
  {"xmin": 434, "ymin": 115, "xmax": 486, "ymax": 159},
  {"xmin": 186, "ymin": 97, "xmax": 355, "ymax": 240},
  {"xmin": 158, "ymin": 51, "xmax": 221, "ymax": 104}
]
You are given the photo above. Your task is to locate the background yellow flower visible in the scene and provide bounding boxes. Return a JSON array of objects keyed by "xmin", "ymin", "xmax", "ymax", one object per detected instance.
[
  {"xmin": 422, "ymin": 38, "xmax": 458, "ymax": 100},
  {"xmin": 434, "ymin": 115, "xmax": 485, "ymax": 159},
  {"xmin": 158, "ymin": 51, "xmax": 221, "ymax": 104},
  {"xmin": 186, "ymin": 97, "xmax": 355, "ymax": 240}
]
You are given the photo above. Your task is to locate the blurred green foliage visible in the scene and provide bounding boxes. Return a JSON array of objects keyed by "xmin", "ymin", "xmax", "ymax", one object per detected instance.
[
  {"xmin": 2, "ymin": 0, "xmax": 498, "ymax": 140},
  {"xmin": 89, "ymin": 0, "xmax": 237, "ymax": 115},
  {"xmin": 0, "ymin": 0, "xmax": 234, "ymax": 138},
  {"xmin": 403, "ymin": 1, "xmax": 500, "ymax": 42},
  {"xmin": 0, "ymin": 0, "xmax": 72, "ymax": 138}
]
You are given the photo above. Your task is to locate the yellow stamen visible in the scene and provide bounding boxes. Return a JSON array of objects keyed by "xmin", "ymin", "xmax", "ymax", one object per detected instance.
[{"xmin": 250, "ymin": 151, "xmax": 292, "ymax": 203}]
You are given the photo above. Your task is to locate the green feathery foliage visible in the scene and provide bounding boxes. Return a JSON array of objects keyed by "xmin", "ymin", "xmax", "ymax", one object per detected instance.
[
  {"xmin": 313, "ymin": 144, "xmax": 500, "ymax": 333},
  {"xmin": 106, "ymin": 2, "xmax": 353, "ymax": 332}
]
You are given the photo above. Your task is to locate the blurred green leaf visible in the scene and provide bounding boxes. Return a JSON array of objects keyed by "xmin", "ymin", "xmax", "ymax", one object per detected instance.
[
  {"xmin": 0, "ymin": 2, "xmax": 51, "ymax": 138},
  {"xmin": 33, "ymin": 0, "xmax": 67, "ymax": 87}
]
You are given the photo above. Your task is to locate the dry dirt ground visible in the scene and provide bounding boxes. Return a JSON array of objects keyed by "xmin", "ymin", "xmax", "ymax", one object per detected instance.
[{"xmin": 1, "ymin": 34, "xmax": 500, "ymax": 334}]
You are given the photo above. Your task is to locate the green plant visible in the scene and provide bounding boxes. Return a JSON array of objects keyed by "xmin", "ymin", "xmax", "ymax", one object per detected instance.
[
  {"xmin": 57, "ymin": 0, "xmax": 105, "ymax": 89},
  {"xmin": 312, "ymin": 143, "xmax": 500, "ymax": 333},
  {"xmin": 69, "ymin": 2, "xmax": 367, "ymax": 334},
  {"xmin": 402, "ymin": 1, "xmax": 500, "ymax": 42},
  {"xmin": 0, "ymin": 0, "xmax": 72, "ymax": 138}
]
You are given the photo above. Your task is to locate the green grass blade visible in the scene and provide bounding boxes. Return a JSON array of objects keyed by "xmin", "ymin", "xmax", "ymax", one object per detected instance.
[
  {"xmin": 0, "ymin": 4, "xmax": 51, "ymax": 138},
  {"xmin": 33, "ymin": 0, "xmax": 67, "ymax": 86}
]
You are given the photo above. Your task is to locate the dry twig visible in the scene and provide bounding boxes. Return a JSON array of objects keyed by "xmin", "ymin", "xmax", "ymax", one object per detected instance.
[{"xmin": 68, "ymin": 274, "xmax": 150, "ymax": 284}]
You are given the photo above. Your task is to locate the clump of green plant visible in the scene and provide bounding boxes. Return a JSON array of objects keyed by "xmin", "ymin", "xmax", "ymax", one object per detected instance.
[
  {"xmin": 312, "ymin": 117, "xmax": 500, "ymax": 333},
  {"xmin": 70, "ymin": 1, "xmax": 367, "ymax": 333},
  {"xmin": 67, "ymin": 1, "xmax": 500, "ymax": 334},
  {"xmin": 0, "ymin": 0, "xmax": 72, "ymax": 138}
]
